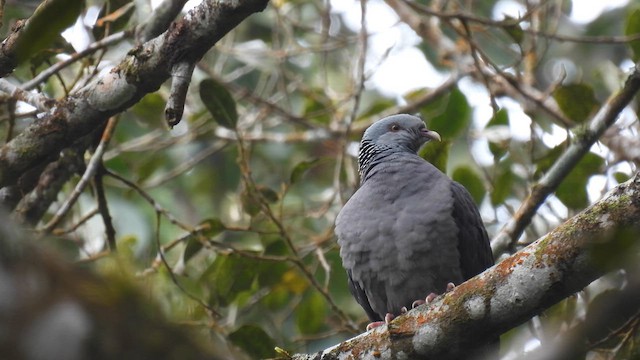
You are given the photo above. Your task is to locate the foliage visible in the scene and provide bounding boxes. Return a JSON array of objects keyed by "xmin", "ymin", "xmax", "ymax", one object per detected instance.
[{"xmin": 0, "ymin": 0, "xmax": 639, "ymax": 359}]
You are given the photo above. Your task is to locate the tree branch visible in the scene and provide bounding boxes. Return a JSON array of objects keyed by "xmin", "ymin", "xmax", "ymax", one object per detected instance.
[
  {"xmin": 0, "ymin": 0, "xmax": 270, "ymax": 188},
  {"xmin": 293, "ymin": 173, "xmax": 640, "ymax": 359},
  {"xmin": 491, "ymin": 61, "xmax": 640, "ymax": 255}
]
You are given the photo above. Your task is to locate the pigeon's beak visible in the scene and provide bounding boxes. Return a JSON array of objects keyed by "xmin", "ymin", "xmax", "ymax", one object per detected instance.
[{"xmin": 421, "ymin": 129, "xmax": 441, "ymax": 142}]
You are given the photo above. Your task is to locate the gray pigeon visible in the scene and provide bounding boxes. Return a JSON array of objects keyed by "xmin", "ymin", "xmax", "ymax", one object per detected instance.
[{"xmin": 335, "ymin": 114, "xmax": 494, "ymax": 325}]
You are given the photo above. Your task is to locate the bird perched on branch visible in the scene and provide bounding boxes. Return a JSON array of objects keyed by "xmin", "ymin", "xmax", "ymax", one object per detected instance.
[{"xmin": 335, "ymin": 114, "xmax": 494, "ymax": 332}]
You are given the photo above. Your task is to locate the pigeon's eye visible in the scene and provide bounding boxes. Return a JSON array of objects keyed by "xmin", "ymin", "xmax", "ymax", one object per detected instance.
[{"xmin": 390, "ymin": 124, "xmax": 400, "ymax": 132}]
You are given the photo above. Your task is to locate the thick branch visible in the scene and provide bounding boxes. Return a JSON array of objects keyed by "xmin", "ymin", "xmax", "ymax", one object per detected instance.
[
  {"xmin": 294, "ymin": 173, "xmax": 640, "ymax": 359},
  {"xmin": 0, "ymin": 0, "xmax": 270, "ymax": 188}
]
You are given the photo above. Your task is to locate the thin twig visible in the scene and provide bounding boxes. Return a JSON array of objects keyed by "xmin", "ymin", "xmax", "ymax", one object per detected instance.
[
  {"xmin": 0, "ymin": 79, "xmax": 54, "ymax": 111},
  {"xmin": 53, "ymin": 207, "xmax": 99, "ymax": 236},
  {"xmin": 94, "ymin": 164, "xmax": 117, "ymax": 251},
  {"xmin": 40, "ymin": 117, "xmax": 120, "ymax": 233},
  {"xmin": 104, "ymin": 169, "xmax": 194, "ymax": 232},
  {"xmin": 152, "ymin": 212, "xmax": 221, "ymax": 318},
  {"xmin": 22, "ymin": 31, "xmax": 130, "ymax": 91}
]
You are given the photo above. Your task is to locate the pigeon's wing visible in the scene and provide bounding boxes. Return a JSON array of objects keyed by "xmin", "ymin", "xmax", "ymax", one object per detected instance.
[
  {"xmin": 451, "ymin": 181, "xmax": 494, "ymax": 280},
  {"xmin": 346, "ymin": 269, "xmax": 382, "ymax": 322}
]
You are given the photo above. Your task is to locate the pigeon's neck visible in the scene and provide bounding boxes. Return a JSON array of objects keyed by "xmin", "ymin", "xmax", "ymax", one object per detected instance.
[{"xmin": 358, "ymin": 140, "xmax": 412, "ymax": 182}]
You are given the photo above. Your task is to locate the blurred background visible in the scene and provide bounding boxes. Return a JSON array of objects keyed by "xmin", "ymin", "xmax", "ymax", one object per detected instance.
[{"xmin": 1, "ymin": 0, "xmax": 639, "ymax": 358}]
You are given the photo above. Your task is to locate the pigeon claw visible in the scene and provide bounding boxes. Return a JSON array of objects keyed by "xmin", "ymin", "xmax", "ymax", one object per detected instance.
[
  {"xmin": 425, "ymin": 292, "xmax": 438, "ymax": 303},
  {"xmin": 421, "ymin": 283, "xmax": 456, "ymax": 305},
  {"xmin": 446, "ymin": 282, "xmax": 456, "ymax": 292},
  {"xmin": 411, "ymin": 299, "xmax": 425, "ymax": 309},
  {"xmin": 366, "ymin": 313, "xmax": 396, "ymax": 331},
  {"xmin": 384, "ymin": 313, "xmax": 395, "ymax": 324}
]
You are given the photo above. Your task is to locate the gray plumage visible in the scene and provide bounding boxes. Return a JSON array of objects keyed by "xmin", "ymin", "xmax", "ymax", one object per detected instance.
[{"xmin": 335, "ymin": 114, "xmax": 494, "ymax": 322}]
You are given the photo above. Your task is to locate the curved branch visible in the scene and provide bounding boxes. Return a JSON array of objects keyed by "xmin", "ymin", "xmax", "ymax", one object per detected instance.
[{"xmin": 293, "ymin": 173, "xmax": 640, "ymax": 359}]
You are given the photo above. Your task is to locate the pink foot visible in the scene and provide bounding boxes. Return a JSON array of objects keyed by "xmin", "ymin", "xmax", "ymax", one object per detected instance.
[
  {"xmin": 366, "ymin": 313, "xmax": 395, "ymax": 331},
  {"xmin": 415, "ymin": 283, "xmax": 457, "ymax": 307},
  {"xmin": 425, "ymin": 292, "xmax": 438, "ymax": 303},
  {"xmin": 446, "ymin": 282, "xmax": 456, "ymax": 292}
]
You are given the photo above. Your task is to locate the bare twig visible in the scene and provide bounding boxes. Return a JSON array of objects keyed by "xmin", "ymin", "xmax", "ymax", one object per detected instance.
[
  {"xmin": 94, "ymin": 164, "xmax": 116, "ymax": 251},
  {"xmin": 104, "ymin": 169, "xmax": 194, "ymax": 232},
  {"xmin": 22, "ymin": 31, "xmax": 131, "ymax": 91},
  {"xmin": 40, "ymin": 117, "xmax": 120, "ymax": 233},
  {"xmin": 0, "ymin": 79, "xmax": 54, "ymax": 111},
  {"xmin": 152, "ymin": 212, "xmax": 222, "ymax": 318}
]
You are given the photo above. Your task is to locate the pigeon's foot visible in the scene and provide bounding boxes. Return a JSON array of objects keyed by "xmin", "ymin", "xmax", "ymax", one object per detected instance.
[
  {"xmin": 366, "ymin": 313, "xmax": 395, "ymax": 331},
  {"xmin": 446, "ymin": 282, "xmax": 456, "ymax": 292},
  {"xmin": 411, "ymin": 283, "xmax": 458, "ymax": 309}
]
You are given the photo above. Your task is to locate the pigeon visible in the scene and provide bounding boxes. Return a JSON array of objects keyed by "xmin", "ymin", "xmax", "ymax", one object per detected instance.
[{"xmin": 335, "ymin": 114, "xmax": 494, "ymax": 327}]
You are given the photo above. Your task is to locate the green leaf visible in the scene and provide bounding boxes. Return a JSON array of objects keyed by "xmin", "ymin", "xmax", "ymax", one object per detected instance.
[
  {"xmin": 262, "ymin": 286, "xmax": 290, "ymax": 310},
  {"xmin": 256, "ymin": 185, "xmax": 279, "ymax": 203},
  {"xmin": 552, "ymin": 84, "xmax": 599, "ymax": 123},
  {"xmin": 257, "ymin": 241, "xmax": 289, "ymax": 287},
  {"xmin": 201, "ymin": 254, "xmax": 257, "ymax": 306},
  {"xmin": 229, "ymin": 325, "xmax": 276, "ymax": 359},
  {"xmin": 240, "ymin": 187, "xmax": 260, "ymax": 216},
  {"xmin": 182, "ymin": 218, "xmax": 225, "ymax": 263},
  {"xmin": 200, "ymin": 218, "xmax": 226, "ymax": 238},
  {"xmin": 613, "ymin": 172, "xmax": 630, "ymax": 184},
  {"xmin": 452, "ymin": 166, "xmax": 486, "ymax": 205},
  {"xmin": 555, "ymin": 152, "xmax": 604, "ymax": 209},
  {"xmin": 423, "ymin": 87, "xmax": 471, "ymax": 139},
  {"xmin": 14, "ymin": 0, "xmax": 83, "ymax": 63},
  {"xmin": 199, "ymin": 78, "xmax": 238, "ymax": 129},
  {"xmin": 501, "ymin": 15, "xmax": 524, "ymax": 44},
  {"xmin": 290, "ymin": 159, "xmax": 319, "ymax": 184},
  {"xmin": 490, "ymin": 168, "xmax": 514, "ymax": 206},
  {"xmin": 418, "ymin": 139, "xmax": 450, "ymax": 173},
  {"xmin": 257, "ymin": 260, "xmax": 288, "ymax": 288},
  {"xmin": 535, "ymin": 143, "xmax": 564, "ymax": 178},
  {"xmin": 296, "ymin": 291, "xmax": 327, "ymax": 334},
  {"xmin": 181, "ymin": 235, "xmax": 203, "ymax": 264},
  {"xmin": 625, "ymin": 8, "xmax": 640, "ymax": 60},
  {"xmin": 486, "ymin": 108, "xmax": 510, "ymax": 159},
  {"xmin": 303, "ymin": 88, "xmax": 332, "ymax": 124}
]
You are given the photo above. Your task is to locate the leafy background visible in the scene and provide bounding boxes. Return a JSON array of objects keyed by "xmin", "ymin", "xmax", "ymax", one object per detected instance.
[{"xmin": 2, "ymin": 0, "xmax": 640, "ymax": 358}]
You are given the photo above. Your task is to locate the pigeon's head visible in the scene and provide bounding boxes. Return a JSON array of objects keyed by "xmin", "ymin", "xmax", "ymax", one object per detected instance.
[
  {"xmin": 362, "ymin": 114, "xmax": 440, "ymax": 152},
  {"xmin": 358, "ymin": 114, "xmax": 441, "ymax": 176}
]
